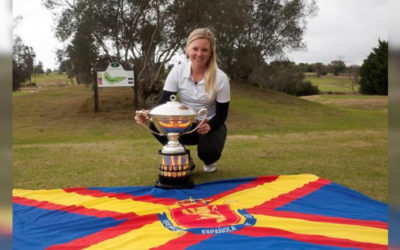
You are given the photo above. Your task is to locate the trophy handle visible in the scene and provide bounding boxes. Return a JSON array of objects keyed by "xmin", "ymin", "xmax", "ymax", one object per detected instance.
[
  {"xmin": 183, "ymin": 108, "xmax": 208, "ymax": 135},
  {"xmin": 136, "ymin": 110, "xmax": 164, "ymax": 136}
]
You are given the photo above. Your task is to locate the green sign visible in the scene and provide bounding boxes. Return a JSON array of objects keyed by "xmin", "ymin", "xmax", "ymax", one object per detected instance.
[{"xmin": 97, "ymin": 62, "xmax": 134, "ymax": 87}]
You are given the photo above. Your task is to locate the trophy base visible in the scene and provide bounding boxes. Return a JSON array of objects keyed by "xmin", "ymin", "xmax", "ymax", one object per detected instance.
[
  {"xmin": 156, "ymin": 150, "xmax": 194, "ymax": 189},
  {"xmin": 154, "ymin": 180, "xmax": 194, "ymax": 189},
  {"xmin": 161, "ymin": 144, "xmax": 186, "ymax": 154}
]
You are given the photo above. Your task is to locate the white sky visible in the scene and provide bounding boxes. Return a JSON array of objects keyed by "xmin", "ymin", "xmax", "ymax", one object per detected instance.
[
  {"xmin": 11, "ymin": 0, "xmax": 388, "ymax": 69},
  {"xmin": 12, "ymin": 0, "xmax": 63, "ymax": 70},
  {"xmin": 286, "ymin": 0, "xmax": 388, "ymax": 65},
  {"xmin": 0, "ymin": 1, "xmax": 12, "ymax": 54}
]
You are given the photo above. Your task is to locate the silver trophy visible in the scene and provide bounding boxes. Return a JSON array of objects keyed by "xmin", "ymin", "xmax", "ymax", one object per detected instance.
[{"xmin": 137, "ymin": 95, "xmax": 208, "ymax": 188}]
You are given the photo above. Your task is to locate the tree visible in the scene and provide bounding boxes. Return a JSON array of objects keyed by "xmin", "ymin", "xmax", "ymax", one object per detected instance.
[
  {"xmin": 359, "ymin": 40, "xmax": 388, "ymax": 95},
  {"xmin": 329, "ymin": 60, "xmax": 346, "ymax": 76},
  {"xmin": 201, "ymin": 0, "xmax": 317, "ymax": 83},
  {"xmin": 66, "ymin": 27, "xmax": 98, "ymax": 84},
  {"xmin": 56, "ymin": 49, "xmax": 73, "ymax": 77},
  {"xmin": 34, "ymin": 61, "xmax": 45, "ymax": 74},
  {"xmin": 12, "ymin": 36, "xmax": 36, "ymax": 90},
  {"xmin": 346, "ymin": 65, "xmax": 360, "ymax": 93},
  {"xmin": 46, "ymin": 0, "xmax": 199, "ymax": 108},
  {"xmin": 45, "ymin": 0, "xmax": 317, "ymax": 107},
  {"xmin": 298, "ymin": 63, "xmax": 312, "ymax": 72},
  {"xmin": 311, "ymin": 62, "xmax": 327, "ymax": 77},
  {"xmin": 249, "ymin": 60, "xmax": 319, "ymax": 96}
]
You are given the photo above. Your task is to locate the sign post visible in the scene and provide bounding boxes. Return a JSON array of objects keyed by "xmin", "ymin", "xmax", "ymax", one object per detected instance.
[
  {"xmin": 93, "ymin": 69, "xmax": 99, "ymax": 112},
  {"xmin": 93, "ymin": 62, "xmax": 134, "ymax": 112}
]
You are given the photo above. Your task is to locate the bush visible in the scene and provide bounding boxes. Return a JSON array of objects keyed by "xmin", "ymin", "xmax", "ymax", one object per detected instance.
[
  {"xmin": 26, "ymin": 82, "xmax": 37, "ymax": 87},
  {"xmin": 295, "ymin": 80, "xmax": 320, "ymax": 96},
  {"xmin": 359, "ymin": 40, "xmax": 388, "ymax": 95},
  {"xmin": 250, "ymin": 81, "xmax": 262, "ymax": 88},
  {"xmin": 249, "ymin": 60, "xmax": 320, "ymax": 96}
]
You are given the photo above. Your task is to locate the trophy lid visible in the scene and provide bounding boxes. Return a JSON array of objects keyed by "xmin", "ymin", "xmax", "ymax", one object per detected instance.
[{"xmin": 150, "ymin": 95, "xmax": 197, "ymax": 117}]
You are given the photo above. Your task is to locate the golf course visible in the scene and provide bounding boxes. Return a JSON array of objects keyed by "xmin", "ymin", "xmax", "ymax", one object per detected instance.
[{"xmin": 13, "ymin": 73, "xmax": 388, "ymax": 202}]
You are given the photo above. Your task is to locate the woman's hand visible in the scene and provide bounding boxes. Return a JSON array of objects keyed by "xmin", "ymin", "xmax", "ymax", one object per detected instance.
[
  {"xmin": 197, "ymin": 122, "xmax": 211, "ymax": 134},
  {"xmin": 135, "ymin": 110, "xmax": 150, "ymax": 124}
]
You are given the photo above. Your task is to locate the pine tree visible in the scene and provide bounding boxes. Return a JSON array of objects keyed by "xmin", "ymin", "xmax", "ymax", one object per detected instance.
[{"xmin": 359, "ymin": 40, "xmax": 388, "ymax": 95}]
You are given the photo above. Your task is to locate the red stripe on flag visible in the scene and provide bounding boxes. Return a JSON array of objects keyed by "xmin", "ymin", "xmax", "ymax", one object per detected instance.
[
  {"xmin": 13, "ymin": 196, "xmax": 135, "ymax": 220},
  {"xmin": 150, "ymin": 232, "xmax": 214, "ymax": 250},
  {"xmin": 234, "ymin": 226, "xmax": 387, "ymax": 250},
  {"xmin": 261, "ymin": 210, "xmax": 388, "ymax": 229},
  {"xmin": 247, "ymin": 178, "xmax": 387, "ymax": 229},
  {"xmin": 207, "ymin": 176, "xmax": 279, "ymax": 202},
  {"xmin": 47, "ymin": 214, "xmax": 159, "ymax": 250},
  {"xmin": 248, "ymin": 178, "xmax": 330, "ymax": 213},
  {"xmin": 64, "ymin": 187, "xmax": 178, "ymax": 206}
]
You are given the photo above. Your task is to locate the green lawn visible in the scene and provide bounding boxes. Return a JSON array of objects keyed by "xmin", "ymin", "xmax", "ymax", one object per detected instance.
[
  {"xmin": 13, "ymin": 76, "xmax": 387, "ymax": 202},
  {"xmin": 23, "ymin": 72, "xmax": 75, "ymax": 87},
  {"xmin": 305, "ymin": 74, "xmax": 357, "ymax": 93},
  {"xmin": 301, "ymin": 94, "xmax": 387, "ymax": 111}
]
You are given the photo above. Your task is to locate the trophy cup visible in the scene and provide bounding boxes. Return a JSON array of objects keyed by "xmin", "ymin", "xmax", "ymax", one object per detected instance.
[{"xmin": 137, "ymin": 95, "xmax": 208, "ymax": 188}]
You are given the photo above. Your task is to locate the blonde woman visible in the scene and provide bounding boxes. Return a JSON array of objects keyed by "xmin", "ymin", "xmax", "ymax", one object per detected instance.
[{"xmin": 136, "ymin": 28, "xmax": 230, "ymax": 173}]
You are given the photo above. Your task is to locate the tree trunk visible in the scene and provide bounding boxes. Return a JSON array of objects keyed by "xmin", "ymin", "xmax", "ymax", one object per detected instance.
[{"xmin": 134, "ymin": 78, "xmax": 163, "ymax": 109}]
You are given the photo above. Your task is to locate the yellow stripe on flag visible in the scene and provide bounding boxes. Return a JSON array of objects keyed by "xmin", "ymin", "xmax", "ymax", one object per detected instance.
[
  {"xmin": 84, "ymin": 220, "xmax": 184, "ymax": 250},
  {"xmin": 254, "ymin": 214, "xmax": 387, "ymax": 245},
  {"xmin": 13, "ymin": 189, "xmax": 167, "ymax": 216},
  {"xmin": 210, "ymin": 174, "xmax": 319, "ymax": 210}
]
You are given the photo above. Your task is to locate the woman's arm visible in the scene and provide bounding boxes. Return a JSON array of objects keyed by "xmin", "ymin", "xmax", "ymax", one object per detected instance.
[
  {"xmin": 157, "ymin": 90, "xmax": 177, "ymax": 105},
  {"xmin": 207, "ymin": 101, "xmax": 229, "ymax": 132}
]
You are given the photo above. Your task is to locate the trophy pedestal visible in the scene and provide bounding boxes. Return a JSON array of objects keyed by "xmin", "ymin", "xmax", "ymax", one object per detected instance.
[
  {"xmin": 155, "ymin": 150, "xmax": 194, "ymax": 189},
  {"xmin": 161, "ymin": 133, "xmax": 186, "ymax": 154}
]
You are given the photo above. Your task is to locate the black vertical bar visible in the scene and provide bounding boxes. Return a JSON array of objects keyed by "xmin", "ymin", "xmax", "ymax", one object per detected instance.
[
  {"xmin": 133, "ymin": 65, "xmax": 138, "ymax": 110},
  {"xmin": 93, "ymin": 69, "xmax": 99, "ymax": 113}
]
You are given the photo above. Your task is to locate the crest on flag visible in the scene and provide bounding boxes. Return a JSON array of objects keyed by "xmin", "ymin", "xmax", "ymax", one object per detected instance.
[{"xmin": 159, "ymin": 198, "xmax": 256, "ymax": 234}]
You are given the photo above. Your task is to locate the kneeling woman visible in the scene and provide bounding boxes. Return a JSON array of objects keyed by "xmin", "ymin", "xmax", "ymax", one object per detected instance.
[{"xmin": 135, "ymin": 28, "xmax": 230, "ymax": 173}]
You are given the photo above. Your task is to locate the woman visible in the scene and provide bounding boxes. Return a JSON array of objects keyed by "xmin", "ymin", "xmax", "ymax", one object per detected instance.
[{"xmin": 135, "ymin": 28, "xmax": 230, "ymax": 173}]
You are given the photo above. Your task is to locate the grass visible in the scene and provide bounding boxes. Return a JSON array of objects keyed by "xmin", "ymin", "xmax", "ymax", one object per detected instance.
[
  {"xmin": 301, "ymin": 95, "xmax": 388, "ymax": 111},
  {"xmin": 23, "ymin": 72, "xmax": 75, "ymax": 87},
  {"xmin": 13, "ymin": 74, "xmax": 388, "ymax": 202},
  {"xmin": 305, "ymin": 73, "xmax": 357, "ymax": 93}
]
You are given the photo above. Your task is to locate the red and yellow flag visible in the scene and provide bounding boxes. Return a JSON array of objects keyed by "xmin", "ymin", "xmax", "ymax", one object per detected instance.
[{"xmin": 13, "ymin": 174, "xmax": 387, "ymax": 249}]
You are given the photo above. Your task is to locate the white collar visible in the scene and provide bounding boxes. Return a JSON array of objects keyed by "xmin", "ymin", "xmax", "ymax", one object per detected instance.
[
  {"xmin": 183, "ymin": 61, "xmax": 206, "ymax": 84},
  {"xmin": 183, "ymin": 61, "xmax": 192, "ymax": 79}
]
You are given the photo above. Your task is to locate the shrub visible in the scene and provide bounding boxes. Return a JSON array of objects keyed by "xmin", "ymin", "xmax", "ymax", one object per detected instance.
[
  {"xmin": 250, "ymin": 81, "xmax": 262, "ymax": 88},
  {"xmin": 249, "ymin": 60, "xmax": 320, "ymax": 96},
  {"xmin": 26, "ymin": 82, "xmax": 37, "ymax": 87},
  {"xmin": 359, "ymin": 40, "xmax": 388, "ymax": 95},
  {"xmin": 295, "ymin": 80, "xmax": 320, "ymax": 96}
]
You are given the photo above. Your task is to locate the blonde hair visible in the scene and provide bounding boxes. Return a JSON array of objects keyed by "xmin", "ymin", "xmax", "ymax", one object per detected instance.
[{"xmin": 186, "ymin": 28, "xmax": 217, "ymax": 98}]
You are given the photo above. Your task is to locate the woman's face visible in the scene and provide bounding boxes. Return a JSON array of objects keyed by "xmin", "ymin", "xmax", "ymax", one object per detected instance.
[{"xmin": 186, "ymin": 38, "xmax": 211, "ymax": 69}]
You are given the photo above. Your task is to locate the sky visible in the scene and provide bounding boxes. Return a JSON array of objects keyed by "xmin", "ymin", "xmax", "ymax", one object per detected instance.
[
  {"xmin": 286, "ymin": 0, "xmax": 388, "ymax": 66},
  {"xmin": 0, "ymin": 1, "xmax": 12, "ymax": 54},
  {"xmin": 12, "ymin": 0, "xmax": 63, "ymax": 70},
  {"xmin": 11, "ymin": 0, "xmax": 388, "ymax": 70}
]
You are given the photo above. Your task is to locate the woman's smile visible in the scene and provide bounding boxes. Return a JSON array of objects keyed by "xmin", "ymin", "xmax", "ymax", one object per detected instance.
[{"xmin": 186, "ymin": 38, "xmax": 211, "ymax": 68}]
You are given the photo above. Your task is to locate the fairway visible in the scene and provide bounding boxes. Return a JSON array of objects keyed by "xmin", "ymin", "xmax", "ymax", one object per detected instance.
[
  {"xmin": 13, "ymin": 75, "xmax": 387, "ymax": 202},
  {"xmin": 305, "ymin": 73, "xmax": 357, "ymax": 93}
]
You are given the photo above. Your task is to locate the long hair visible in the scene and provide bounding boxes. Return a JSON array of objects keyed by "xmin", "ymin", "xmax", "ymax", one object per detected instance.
[{"xmin": 186, "ymin": 28, "xmax": 217, "ymax": 98}]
